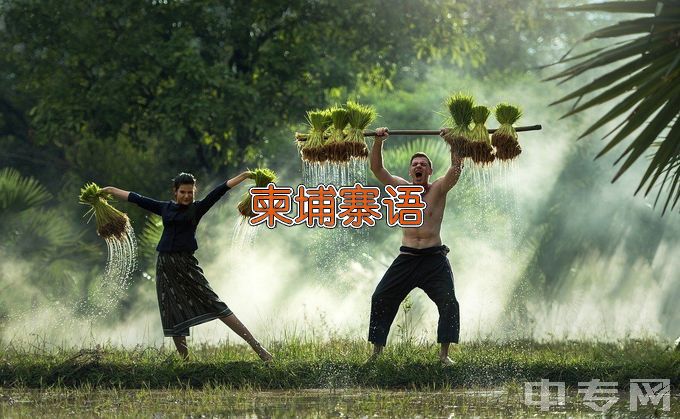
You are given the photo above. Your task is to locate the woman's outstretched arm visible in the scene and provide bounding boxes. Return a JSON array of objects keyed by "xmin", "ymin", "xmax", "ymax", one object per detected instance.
[
  {"xmin": 196, "ymin": 171, "xmax": 252, "ymax": 218},
  {"xmin": 226, "ymin": 171, "xmax": 252, "ymax": 188},
  {"xmin": 103, "ymin": 186, "xmax": 164, "ymax": 215},
  {"xmin": 101, "ymin": 186, "xmax": 130, "ymax": 201}
]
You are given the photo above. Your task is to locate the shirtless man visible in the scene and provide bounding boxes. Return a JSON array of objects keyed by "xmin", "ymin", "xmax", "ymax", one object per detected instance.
[{"xmin": 368, "ymin": 127, "xmax": 463, "ymax": 365}]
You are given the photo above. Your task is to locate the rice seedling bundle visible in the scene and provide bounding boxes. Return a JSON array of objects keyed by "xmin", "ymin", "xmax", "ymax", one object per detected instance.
[
  {"xmin": 238, "ymin": 168, "xmax": 278, "ymax": 217},
  {"xmin": 79, "ymin": 183, "xmax": 129, "ymax": 239},
  {"xmin": 324, "ymin": 106, "xmax": 351, "ymax": 162},
  {"xmin": 469, "ymin": 105, "xmax": 495, "ymax": 165},
  {"xmin": 345, "ymin": 100, "xmax": 376, "ymax": 159},
  {"xmin": 443, "ymin": 93, "xmax": 474, "ymax": 158},
  {"xmin": 301, "ymin": 110, "xmax": 332, "ymax": 163},
  {"xmin": 492, "ymin": 103, "xmax": 523, "ymax": 161}
]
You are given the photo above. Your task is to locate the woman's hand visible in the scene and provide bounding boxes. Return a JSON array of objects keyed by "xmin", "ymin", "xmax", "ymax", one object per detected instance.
[
  {"xmin": 101, "ymin": 186, "xmax": 130, "ymax": 201},
  {"xmin": 226, "ymin": 172, "xmax": 253, "ymax": 188}
]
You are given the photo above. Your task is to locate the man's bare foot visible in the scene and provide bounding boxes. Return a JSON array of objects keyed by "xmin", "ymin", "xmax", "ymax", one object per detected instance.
[{"xmin": 440, "ymin": 355, "xmax": 454, "ymax": 366}]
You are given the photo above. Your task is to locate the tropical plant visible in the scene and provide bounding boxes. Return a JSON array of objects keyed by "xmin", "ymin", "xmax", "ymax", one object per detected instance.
[
  {"xmin": 0, "ymin": 168, "xmax": 97, "ymax": 294},
  {"xmin": 139, "ymin": 214, "xmax": 163, "ymax": 263},
  {"xmin": 0, "ymin": 168, "xmax": 51, "ymax": 212},
  {"xmin": 547, "ymin": 0, "xmax": 680, "ymax": 214},
  {"xmin": 382, "ymin": 138, "xmax": 450, "ymax": 183}
]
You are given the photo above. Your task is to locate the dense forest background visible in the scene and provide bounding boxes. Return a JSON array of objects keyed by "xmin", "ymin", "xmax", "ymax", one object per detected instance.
[{"xmin": 1, "ymin": 0, "xmax": 678, "ymax": 345}]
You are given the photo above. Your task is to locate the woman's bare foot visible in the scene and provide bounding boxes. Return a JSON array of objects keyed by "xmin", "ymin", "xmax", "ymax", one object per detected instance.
[
  {"xmin": 440, "ymin": 355, "xmax": 454, "ymax": 366},
  {"xmin": 254, "ymin": 343, "xmax": 273, "ymax": 363}
]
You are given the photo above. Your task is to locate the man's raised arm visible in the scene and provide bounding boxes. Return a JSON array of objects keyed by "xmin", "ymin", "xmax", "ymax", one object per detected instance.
[
  {"xmin": 370, "ymin": 127, "xmax": 407, "ymax": 187},
  {"xmin": 435, "ymin": 129, "xmax": 464, "ymax": 193}
]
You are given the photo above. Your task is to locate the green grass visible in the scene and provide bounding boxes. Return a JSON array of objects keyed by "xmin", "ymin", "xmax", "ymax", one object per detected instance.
[{"xmin": 1, "ymin": 338, "xmax": 677, "ymax": 390}]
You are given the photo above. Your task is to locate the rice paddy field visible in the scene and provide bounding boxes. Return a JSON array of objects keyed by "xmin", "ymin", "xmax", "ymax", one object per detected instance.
[{"xmin": 1, "ymin": 338, "xmax": 678, "ymax": 417}]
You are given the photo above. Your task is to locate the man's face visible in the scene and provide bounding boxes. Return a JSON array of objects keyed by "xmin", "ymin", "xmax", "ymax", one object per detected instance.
[
  {"xmin": 409, "ymin": 157, "xmax": 433, "ymax": 185},
  {"xmin": 174, "ymin": 184, "xmax": 195, "ymax": 205}
]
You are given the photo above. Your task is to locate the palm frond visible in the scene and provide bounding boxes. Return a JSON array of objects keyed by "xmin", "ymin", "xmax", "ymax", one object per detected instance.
[
  {"xmin": 549, "ymin": 1, "xmax": 680, "ymax": 213},
  {"xmin": 0, "ymin": 167, "xmax": 52, "ymax": 213},
  {"xmin": 561, "ymin": 1, "xmax": 659, "ymax": 14},
  {"xmin": 383, "ymin": 137, "xmax": 450, "ymax": 178},
  {"xmin": 139, "ymin": 214, "xmax": 163, "ymax": 262}
]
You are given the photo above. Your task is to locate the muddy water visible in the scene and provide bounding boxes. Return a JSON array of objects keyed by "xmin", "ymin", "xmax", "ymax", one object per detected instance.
[{"xmin": 1, "ymin": 388, "xmax": 676, "ymax": 418}]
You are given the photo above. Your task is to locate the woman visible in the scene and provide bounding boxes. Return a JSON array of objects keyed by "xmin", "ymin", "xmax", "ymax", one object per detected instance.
[{"xmin": 103, "ymin": 172, "xmax": 272, "ymax": 362}]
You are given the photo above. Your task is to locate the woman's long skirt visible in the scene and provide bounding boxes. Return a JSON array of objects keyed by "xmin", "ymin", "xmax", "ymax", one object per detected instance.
[{"xmin": 156, "ymin": 252, "xmax": 232, "ymax": 336}]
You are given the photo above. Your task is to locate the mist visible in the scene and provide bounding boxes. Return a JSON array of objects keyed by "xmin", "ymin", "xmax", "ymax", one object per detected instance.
[{"xmin": 1, "ymin": 2, "xmax": 678, "ymax": 349}]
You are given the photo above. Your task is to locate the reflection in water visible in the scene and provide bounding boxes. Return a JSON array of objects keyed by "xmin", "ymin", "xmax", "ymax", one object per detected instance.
[{"xmin": 1, "ymin": 388, "xmax": 674, "ymax": 418}]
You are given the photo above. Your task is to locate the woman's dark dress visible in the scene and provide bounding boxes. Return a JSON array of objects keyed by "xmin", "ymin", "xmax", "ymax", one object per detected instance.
[{"xmin": 128, "ymin": 183, "xmax": 232, "ymax": 336}]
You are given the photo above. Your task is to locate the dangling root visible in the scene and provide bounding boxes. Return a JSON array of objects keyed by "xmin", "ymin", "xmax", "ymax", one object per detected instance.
[
  {"xmin": 492, "ymin": 133, "xmax": 522, "ymax": 161},
  {"xmin": 445, "ymin": 133, "xmax": 473, "ymax": 158},
  {"xmin": 470, "ymin": 141, "xmax": 496, "ymax": 165}
]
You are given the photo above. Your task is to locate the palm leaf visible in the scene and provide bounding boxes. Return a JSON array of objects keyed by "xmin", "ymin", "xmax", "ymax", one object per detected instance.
[
  {"xmin": 383, "ymin": 137, "xmax": 449, "ymax": 178},
  {"xmin": 549, "ymin": 1, "xmax": 680, "ymax": 212},
  {"xmin": 0, "ymin": 167, "xmax": 51, "ymax": 213},
  {"xmin": 139, "ymin": 214, "xmax": 163, "ymax": 261},
  {"xmin": 612, "ymin": 93, "xmax": 680, "ymax": 181},
  {"xmin": 561, "ymin": 1, "xmax": 659, "ymax": 14},
  {"xmin": 550, "ymin": 46, "xmax": 675, "ymax": 106}
]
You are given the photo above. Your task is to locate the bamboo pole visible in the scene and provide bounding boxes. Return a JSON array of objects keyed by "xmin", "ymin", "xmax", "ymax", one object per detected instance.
[{"xmin": 295, "ymin": 124, "xmax": 542, "ymax": 141}]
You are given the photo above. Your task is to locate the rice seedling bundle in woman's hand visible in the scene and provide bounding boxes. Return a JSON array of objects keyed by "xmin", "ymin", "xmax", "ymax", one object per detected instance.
[
  {"xmin": 492, "ymin": 103, "xmax": 523, "ymax": 161},
  {"xmin": 301, "ymin": 110, "xmax": 332, "ymax": 163},
  {"xmin": 443, "ymin": 93, "xmax": 474, "ymax": 158},
  {"xmin": 79, "ymin": 182, "xmax": 129, "ymax": 239},
  {"xmin": 324, "ymin": 106, "xmax": 351, "ymax": 163},
  {"xmin": 469, "ymin": 105, "xmax": 495, "ymax": 165},
  {"xmin": 238, "ymin": 168, "xmax": 278, "ymax": 217},
  {"xmin": 345, "ymin": 100, "xmax": 376, "ymax": 159}
]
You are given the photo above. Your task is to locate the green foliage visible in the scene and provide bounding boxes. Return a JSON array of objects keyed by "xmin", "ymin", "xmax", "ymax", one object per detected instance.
[
  {"xmin": 494, "ymin": 103, "xmax": 522, "ymax": 125},
  {"xmin": 0, "ymin": 168, "xmax": 98, "ymax": 296},
  {"xmin": 79, "ymin": 183, "xmax": 129, "ymax": 239},
  {"xmin": 470, "ymin": 106, "xmax": 491, "ymax": 144},
  {"xmin": 304, "ymin": 109, "xmax": 332, "ymax": 149},
  {"xmin": 0, "ymin": 339, "xmax": 676, "ymax": 389},
  {"xmin": 346, "ymin": 101, "xmax": 377, "ymax": 131},
  {"xmin": 0, "ymin": 167, "xmax": 51, "ymax": 212},
  {"xmin": 0, "ymin": 0, "xmax": 482, "ymax": 176},
  {"xmin": 383, "ymin": 138, "xmax": 450, "ymax": 179},
  {"xmin": 329, "ymin": 106, "xmax": 350, "ymax": 132},
  {"xmin": 493, "ymin": 103, "xmax": 522, "ymax": 138},
  {"xmin": 471, "ymin": 106, "xmax": 490, "ymax": 125},
  {"xmin": 547, "ymin": 0, "xmax": 680, "ymax": 213},
  {"xmin": 446, "ymin": 93, "xmax": 475, "ymax": 128},
  {"xmin": 238, "ymin": 168, "xmax": 278, "ymax": 216},
  {"xmin": 248, "ymin": 168, "xmax": 278, "ymax": 186},
  {"xmin": 139, "ymin": 214, "xmax": 163, "ymax": 263}
]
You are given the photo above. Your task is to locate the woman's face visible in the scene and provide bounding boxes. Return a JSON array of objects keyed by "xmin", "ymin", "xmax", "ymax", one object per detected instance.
[{"xmin": 174, "ymin": 183, "xmax": 195, "ymax": 205}]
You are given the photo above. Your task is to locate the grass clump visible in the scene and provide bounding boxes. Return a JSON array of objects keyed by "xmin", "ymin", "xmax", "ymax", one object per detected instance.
[
  {"xmin": 324, "ymin": 106, "xmax": 351, "ymax": 162},
  {"xmin": 345, "ymin": 100, "xmax": 377, "ymax": 159},
  {"xmin": 492, "ymin": 103, "xmax": 523, "ymax": 161},
  {"xmin": 469, "ymin": 105, "xmax": 495, "ymax": 165},
  {"xmin": 443, "ymin": 93, "xmax": 474, "ymax": 158},
  {"xmin": 237, "ymin": 168, "xmax": 278, "ymax": 217},
  {"xmin": 1, "ymin": 338, "xmax": 677, "ymax": 390},
  {"xmin": 79, "ymin": 182, "xmax": 129, "ymax": 239},
  {"xmin": 301, "ymin": 109, "xmax": 332, "ymax": 163}
]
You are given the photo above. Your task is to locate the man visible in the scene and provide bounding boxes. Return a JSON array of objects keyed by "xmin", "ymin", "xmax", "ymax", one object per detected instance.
[{"xmin": 368, "ymin": 127, "xmax": 463, "ymax": 365}]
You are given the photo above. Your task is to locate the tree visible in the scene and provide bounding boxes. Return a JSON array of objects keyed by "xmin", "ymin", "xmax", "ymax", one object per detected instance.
[
  {"xmin": 0, "ymin": 0, "xmax": 479, "ymax": 181},
  {"xmin": 547, "ymin": 0, "xmax": 680, "ymax": 214}
]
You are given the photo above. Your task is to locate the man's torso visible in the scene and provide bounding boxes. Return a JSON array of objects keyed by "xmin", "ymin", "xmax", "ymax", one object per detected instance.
[{"xmin": 401, "ymin": 184, "xmax": 447, "ymax": 249}]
